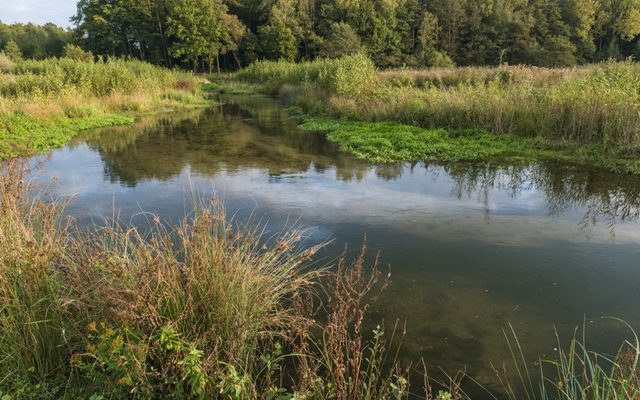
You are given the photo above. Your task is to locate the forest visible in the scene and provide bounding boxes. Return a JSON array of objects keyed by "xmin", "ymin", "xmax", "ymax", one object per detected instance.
[{"xmin": 3, "ymin": 0, "xmax": 640, "ymax": 71}]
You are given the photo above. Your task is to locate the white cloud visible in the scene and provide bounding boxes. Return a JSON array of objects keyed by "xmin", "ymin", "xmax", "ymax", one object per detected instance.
[{"xmin": 1, "ymin": 0, "xmax": 76, "ymax": 27}]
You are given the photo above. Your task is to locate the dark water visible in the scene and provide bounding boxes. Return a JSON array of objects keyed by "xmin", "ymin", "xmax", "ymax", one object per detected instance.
[{"xmin": 29, "ymin": 95, "xmax": 640, "ymax": 394}]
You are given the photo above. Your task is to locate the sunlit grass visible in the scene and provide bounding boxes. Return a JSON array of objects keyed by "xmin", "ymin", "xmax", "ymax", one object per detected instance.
[{"xmin": 0, "ymin": 58, "xmax": 208, "ymax": 160}]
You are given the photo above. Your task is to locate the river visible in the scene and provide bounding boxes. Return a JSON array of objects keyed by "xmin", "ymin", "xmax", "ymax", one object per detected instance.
[{"xmin": 27, "ymin": 94, "xmax": 640, "ymax": 394}]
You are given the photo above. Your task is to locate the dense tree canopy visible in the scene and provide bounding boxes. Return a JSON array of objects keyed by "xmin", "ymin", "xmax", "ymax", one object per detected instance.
[
  {"xmin": 0, "ymin": 21, "xmax": 72, "ymax": 59},
  {"xmin": 6, "ymin": 0, "xmax": 640, "ymax": 69}
]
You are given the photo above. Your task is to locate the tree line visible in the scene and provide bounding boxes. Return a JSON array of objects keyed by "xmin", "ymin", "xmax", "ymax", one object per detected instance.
[
  {"xmin": 2, "ymin": 0, "xmax": 640, "ymax": 70},
  {"xmin": 0, "ymin": 22, "xmax": 72, "ymax": 60}
]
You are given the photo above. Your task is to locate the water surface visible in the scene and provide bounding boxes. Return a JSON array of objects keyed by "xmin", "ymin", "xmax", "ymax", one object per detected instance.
[{"xmin": 29, "ymin": 95, "xmax": 640, "ymax": 394}]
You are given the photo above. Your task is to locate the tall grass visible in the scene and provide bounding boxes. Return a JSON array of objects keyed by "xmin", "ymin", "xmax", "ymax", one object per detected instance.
[
  {"xmin": 0, "ymin": 162, "xmax": 73, "ymax": 389},
  {"xmin": 492, "ymin": 321, "xmax": 640, "ymax": 400},
  {"xmin": 0, "ymin": 57, "xmax": 207, "ymax": 159},
  {"xmin": 234, "ymin": 56, "xmax": 640, "ymax": 153},
  {"xmin": 1, "ymin": 161, "xmax": 639, "ymax": 399},
  {"xmin": 354, "ymin": 62, "xmax": 640, "ymax": 150},
  {"xmin": 0, "ymin": 161, "xmax": 412, "ymax": 399},
  {"xmin": 236, "ymin": 52, "xmax": 377, "ymax": 98}
]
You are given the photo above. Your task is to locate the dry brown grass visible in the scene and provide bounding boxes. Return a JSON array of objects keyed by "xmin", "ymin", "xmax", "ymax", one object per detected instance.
[{"xmin": 16, "ymin": 101, "xmax": 64, "ymax": 119}]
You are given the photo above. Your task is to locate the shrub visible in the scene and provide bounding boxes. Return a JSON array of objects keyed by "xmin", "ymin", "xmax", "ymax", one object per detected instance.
[
  {"xmin": 3, "ymin": 39, "xmax": 22, "ymax": 62},
  {"xmin": 0, "ymin": 52, "xmax": 14, "ymax": 73},
  {"xmin": 237, "ymin": 53, "xmax": 377, "ymax": 98},
  {"xmin": 62, "ymin": 44, "xmax": 94, "ymax": 62}
]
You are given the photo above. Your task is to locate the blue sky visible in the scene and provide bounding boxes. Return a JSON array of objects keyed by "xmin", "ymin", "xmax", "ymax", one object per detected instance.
[{"xmin": 2, "ymin": 0, "xmax": 77, "ymax": 28}]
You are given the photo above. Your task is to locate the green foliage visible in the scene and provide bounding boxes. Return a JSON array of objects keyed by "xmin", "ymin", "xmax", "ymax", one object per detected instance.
[
  {"xmin": 74, "ymin": 0, "xmax": 244, "ymax": 72},
  {"xmin": 65, "ymin": 0, "xmax": 640, "ymax": 69},
  {"xmin": 0, "ymin": 58, "xmax": 205, "ymax": 159},
  {"xmin": 237, "ymin": 53, "xmax": 377, "ymax": 98},
  {"xmin": 0, "ymin": 52, "xmax": 14, "ymax": 73},
  {"xmin": 0, "ymin": 22, "xmax": 70, "ymax": 60},
  {"xmin": 258, "ymin": 23, "xmax": 298, "ymax": 61},
  {"xmin": 62, "ymin": 44, "xmax": 93, "ymax": 62},
  {"xmin": 0, "ymin": 111, "xmax": 133, "ymax": 160},
  {"xmin": 298, "ymin": 118, "xmax": 528, "ymax": 163},
  {"xmin": 3, "ymin": 40, "xmax": 22, "ymax": 62},
  {"xmin": 318, "ymin": 22, "xmax": 363, "ymax": 59},
  {"xmin": 298, "ymin": 117, "xmax": 640, "ymax": 174},
  {"xmin": 2, "ymin": 58, "xmax": 197, "ymax": 98},
  {"xmin": 167, "ymin": 0, "xmax": 225, "ymax": 70},
  {"xmin": 76, "ymin": 323, "xmax": 211, "ymax": 399}
]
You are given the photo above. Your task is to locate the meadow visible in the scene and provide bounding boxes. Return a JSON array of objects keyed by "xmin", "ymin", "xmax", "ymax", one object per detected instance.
[
  {"xmin": 0, "ymin": 56, "xmax": 207, "ymax": 159},
  {"xmin": 233, "ymin": 55, "xmax": 640, "ymax": 174}
]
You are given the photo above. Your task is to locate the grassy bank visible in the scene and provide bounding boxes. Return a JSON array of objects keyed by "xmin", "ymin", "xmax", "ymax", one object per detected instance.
[
  {"xmin": 232, "ymin": 55, "xmax": 640, "ymax": 174},
  {"xmin": 298, "ymin": 118, "xmax": 640, "ymax": 174},
  {"xmin": 0, "ymin": 58, "xmax": 207, "ymax": 159},
  {"xmin": 0, "ymin": 161, "xmax": 411, "ymax": 399},
  {"xmin": 0, "ymin": 161, "xmax": 638, "ymax": 399}
]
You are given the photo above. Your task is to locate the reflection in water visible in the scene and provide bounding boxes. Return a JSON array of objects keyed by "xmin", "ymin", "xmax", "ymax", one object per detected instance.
[
  {"xmin": 86, "ymin": 99, "xmax": 372, "ymax": 186},
  {"xmin": 32, "ymin": 94, "xmax": 640, "ymax": 394},
  {"xmin": 443, "ymin": 162, "xmax": 640, "ymax": 235},
  {"xmin": 85, "ymin": 96, "xmax": 640, "ymax": 235}
]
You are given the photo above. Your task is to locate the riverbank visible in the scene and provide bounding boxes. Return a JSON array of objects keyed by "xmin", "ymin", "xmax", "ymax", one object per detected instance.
[
  {"xmin": 228, "ymin": 54, "xmax": 640, "ymax": 174},
  {"xmin": 0, "ymin": 58, "xmax": 208, "ymax": 160},
  {"xmin": 1, "ymin": 159, "xmax": 639, "ymax": 399}
]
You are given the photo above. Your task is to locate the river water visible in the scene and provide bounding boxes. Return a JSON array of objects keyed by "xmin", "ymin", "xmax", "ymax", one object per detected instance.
[{"xmin": 28, "ymin": 95, "xmax": 640, "ymax": 394}]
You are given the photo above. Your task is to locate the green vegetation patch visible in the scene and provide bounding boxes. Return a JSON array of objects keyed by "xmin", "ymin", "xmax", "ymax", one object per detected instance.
[
  {"xmin": 299, "ymin": 118, "xmax": 640, "ymax": 174},
  {"xmin": 202, "ymin": 81, "xmax": 259, "ymax": 95},
  {"xmin": 0, "ymin": 112, "xmax": 133, "ymax": 159},
  {"xmin": 299, "ymin": 118, "xmax": 536, "ymax": 162}
]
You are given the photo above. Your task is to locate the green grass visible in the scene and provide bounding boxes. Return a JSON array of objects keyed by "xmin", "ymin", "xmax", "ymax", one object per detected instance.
[
  {"xmin": 233, "ymin": 56, "xmax": 640, "ymax": 174},
  {"xmin": 490, "ymin": 321, "xmax": 640, "ymax": 400},
  {"xmin": 0, "ymin": 57, "xmax": 209, "ymax": 160},
  {"xmin": 299, "ymin": 118, "xmax": 640, "ymax": 174},
  {"xmin": 202, "ymin": 81, "xmax": 260, "ymax": 95},
  {"xmin": 0, "ymin": 112, "xmax": 133, "ymax": 159}
]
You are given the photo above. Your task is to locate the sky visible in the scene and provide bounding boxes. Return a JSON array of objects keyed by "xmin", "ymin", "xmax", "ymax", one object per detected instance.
[{"xmin": 1, "ymin": 0, "xmax": 77, "ymax": 28}]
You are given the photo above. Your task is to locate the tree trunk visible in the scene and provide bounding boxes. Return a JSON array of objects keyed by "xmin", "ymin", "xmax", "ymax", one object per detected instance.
[
  {"xmin": 216, "ymin": 54, "xmax": 221, "ymax": 76},
  {"xmin": 233, "ymin": 51, "xmax": 242, "ymax": 69},
  {"xmin": 151, "ymin": 0, "xmax": 171, "ymax": 66}
]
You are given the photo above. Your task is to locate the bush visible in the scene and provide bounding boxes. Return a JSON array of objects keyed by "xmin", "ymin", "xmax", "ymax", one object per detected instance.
[
  {"xmin": 62, "ymin": 44, "xmax": 94, "ymax": 62},
  {"xmin": 3, "ymin": 39, "xmax": 22, "ymax": 62},
  {"xmin": 0, "ymin": 52, "xmax": 14, "ymax": 73},
  {"xmin": 237, "ymin": 53, "xmax": 377, "ymax": 98}
]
